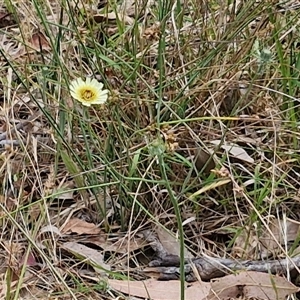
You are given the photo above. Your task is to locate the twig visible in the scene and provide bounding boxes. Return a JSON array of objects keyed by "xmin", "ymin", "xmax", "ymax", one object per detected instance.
[{"xmin": 142, "ymin": 230, "xmax": 300, "ymax": 282}]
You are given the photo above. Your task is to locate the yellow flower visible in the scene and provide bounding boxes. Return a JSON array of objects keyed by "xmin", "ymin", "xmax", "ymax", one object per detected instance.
[{"xmin": 69, "ymin": 77, "xmax": 109, "ymax": 107}]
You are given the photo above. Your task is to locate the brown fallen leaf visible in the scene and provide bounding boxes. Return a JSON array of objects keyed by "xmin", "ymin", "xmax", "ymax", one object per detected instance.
[
  {"xmin": 83, "ymin": 234, "xmax": 146, "ymax": 254},
  {"xmin": 108, "ymin": 279, "xmax": 210, "ymax": 300},
  {"xmin": 259, "ymin": 218, "xmax": 300, "ymax": 254},
  {"xmin": 62, "ymin": 242, "xmax": 110, "ymax": 275},
  {"xmin": 20, "ymin": 251, "xmax": 37, "ymax": 267},
  {"xmin": 61, "ymin": 217, "xmax": 102, "ymax": 235},
  {"xmin": 29, "ymin": 31, "xmax": 51, "ymax": 51},
  {"xmin": 211, "ymin": 140, "xmax": 254, "ymax": 163},
  {"xmin": 208, "ymin": 271, "xmax": 299, "ymax": 300},
  {"xmin": 232, "ymin": 217, "xmax": 300, "ymax": 259},
  {"xmin": 194, "ymin": 148, "xmax": 216, "ymax": 175},
  {"xmin": 156, "ymin": 226, "xmax": 194, "ymax": 259}
]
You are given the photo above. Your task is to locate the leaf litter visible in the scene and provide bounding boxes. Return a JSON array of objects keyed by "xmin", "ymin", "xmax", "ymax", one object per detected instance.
[
  {"xmin": 62, "ymin": 242, "xmax": 111, "ymax": 275},
  {"xmin": 1, "ymin": 0, "xmax": 300, "ymax": 299},
  {"xmin": 108, "ymin": 272, "xmax": 299, "ymax": 300},
  {"xmin": 61, "ymin": 217, "xmax": 102, "ymax": 235}
]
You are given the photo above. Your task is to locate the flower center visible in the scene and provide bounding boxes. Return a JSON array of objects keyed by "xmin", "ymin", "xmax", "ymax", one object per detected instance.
[{"xmin": 81, "ymin": 89, "xmax": 95, "ymax": 101}]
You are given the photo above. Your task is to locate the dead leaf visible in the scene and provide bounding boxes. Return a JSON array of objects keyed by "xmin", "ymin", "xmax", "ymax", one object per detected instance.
[
  {"xmin": 118, "ymin": 0, "xmax": 135, "ymax": 15},
  {"xmin": 61, "ymin": 217, "xmax": 102, "ymax": 235},
  {"xmin": 117, "ymin": 0, "xmax": 155, "ymax": 17},
  {"xmin": 208, "ymin": 271, "xmax": 299, "ymax": 300},
  {"xmin": 53, "ymin": 181, "xmax": 75, "ymax": 200},
  {"xmin": 39, "ymin": 225, "xmax": 62, "ymax": 236},
  {"xmin": 194, "ymin": 148, "xmax": 216, "ymax": 175},
  {"xmin": 156, "ymin": 226, "xmax": 194, "ymax": 259},
  {"xmin": 211, "ymin": 140, "xmax": 254, "ymax": 163},
  {"xmin": 232, "ymin": 218, "xmax": 300, "ymax": 258},
  {"xmin": 108, "ymin": 279, "xmax": 210, "ymax": 300},
  {"xmin": 62, "ymin": 242, "xmax": 110, "ymax": 275},
  {"xmin": 84, "ymin": 234, "xmax": 146, "ymax": 254},
  {"xmin": 20, "ymin": 251, "xmax": 37, "ymax": 267},
  {"xmin": 259, "ymin": 217, "xmax": 300, "ymax": 255},
  {"xmin": 29, "ymin": 31, "xmax": 51, "ymax": 51}
]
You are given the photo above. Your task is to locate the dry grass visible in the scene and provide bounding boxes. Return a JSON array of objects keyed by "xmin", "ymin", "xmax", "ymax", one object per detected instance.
[{"xmin": 1, "ymin": 0, "xmax": 300, "ymax": 299}]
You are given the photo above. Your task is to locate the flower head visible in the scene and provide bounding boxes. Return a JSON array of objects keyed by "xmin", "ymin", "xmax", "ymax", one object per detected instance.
[{"xmin": 70, "ymin": 77, "xmax": 109, "ymax": 107}]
